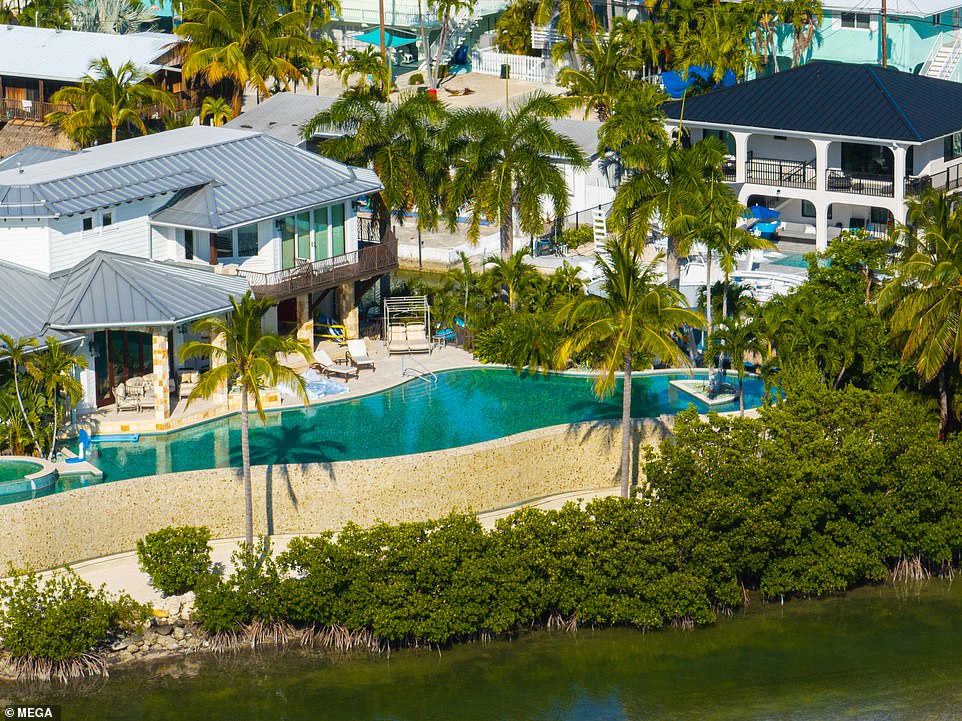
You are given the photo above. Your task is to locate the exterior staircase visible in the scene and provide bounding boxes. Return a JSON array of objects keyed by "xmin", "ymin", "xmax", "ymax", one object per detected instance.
[{"xmin": 922, "ymin": 33, "xmax": 962, "ymax": 80}]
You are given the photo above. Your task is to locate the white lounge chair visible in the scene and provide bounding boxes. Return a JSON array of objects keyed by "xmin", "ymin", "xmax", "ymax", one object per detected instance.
[
  {"xmin": 405, "ymin": 323, "xmax": 433, "ymax": 354},
  {"xmin": 386, "ymin": 324, "xmax": 409, "ymax": 355},
  {"xmin": 346, "ymin": 339, "xmax": 375, "ymax": 373},
  {"xmin": 312, "ymin": 348, "xmax": 358, "ymax": 382}
]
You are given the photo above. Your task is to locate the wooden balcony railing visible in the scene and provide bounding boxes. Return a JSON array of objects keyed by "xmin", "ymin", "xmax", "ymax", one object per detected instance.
[
  {"xmin": 239, "ymin": 229, "xmax": 398, "ymax": 302},
  {"xmin": 1, "ymin": 96, "xmax": 191, "ymax": 125}
]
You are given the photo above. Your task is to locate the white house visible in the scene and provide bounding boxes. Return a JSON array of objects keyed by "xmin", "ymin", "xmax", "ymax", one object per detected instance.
[
  {"xmin": 662, "ymin": 61, "xmax": 962, "ymax": 250},
  {"xmin": 0, "ymin": 126, "xmax": 390, "ymax": 424}
]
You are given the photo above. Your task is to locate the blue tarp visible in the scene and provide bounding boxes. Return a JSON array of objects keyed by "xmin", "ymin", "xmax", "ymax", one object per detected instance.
[
  {"xmin": 353, "ymin": 29, "xmax": 419, "ymax": 48},
  {"xmin": 660, "ymin": 66, "xmax": 737, "ymax": 99}
]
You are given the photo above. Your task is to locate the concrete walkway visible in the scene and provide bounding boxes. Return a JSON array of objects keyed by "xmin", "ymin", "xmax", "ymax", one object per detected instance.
[{"xmin": 61, "ymin": 485, "xmax": 621, "ymax": 610}]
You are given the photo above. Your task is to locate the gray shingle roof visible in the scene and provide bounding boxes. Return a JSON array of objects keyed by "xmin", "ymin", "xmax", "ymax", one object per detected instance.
[
  {"xmin": 47, "ymin": 251, "xmax": 251, "ymax": 330},
  {"xmin": 0, "ymin": 126, "xmax": 383, "ymax": 227},
  {"xmin": 224, "ymin": 92, "xmax": 338, "ymax": 146},
  {"xmin": 0, "ymin": 261, "xmax": 75, "ymax": 344},
  {"xmin": 0, "ymin": 27, "xmax": 176, "ymax": 83},
  {"xmin": 663, "ymin": 62, "xmax": 962, "ymax": 143}
]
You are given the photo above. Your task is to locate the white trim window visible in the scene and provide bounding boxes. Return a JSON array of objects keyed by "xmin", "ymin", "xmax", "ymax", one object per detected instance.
[{"xmin": 841, "ymin": 12, "xmax": 872, "ymax": 29}]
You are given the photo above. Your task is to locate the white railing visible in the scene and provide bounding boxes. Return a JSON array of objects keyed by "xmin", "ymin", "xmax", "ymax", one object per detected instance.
[
  {"xmin": 335, "ymin": 2, "xmax": 438, "ymax": 27},
  {"xmin": 921, "ymin": 31, "xmax": 945, "ymax": 76},
  {"xmin": 469, "ymin": 47, "xmax": 552, "ymax": 83},
  {"xmin": 944, "ymin": 32, "xmax": 962, "ymax": 79}
]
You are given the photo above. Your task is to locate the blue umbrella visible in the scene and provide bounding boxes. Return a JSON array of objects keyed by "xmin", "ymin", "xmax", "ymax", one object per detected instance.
[
  {"xmin": 748, "ymin": 205, "xmax": 781, "ymax": 221},
  {"xmin": 353, "ymin": 29, "xmax": 419, "ymax": 48}
]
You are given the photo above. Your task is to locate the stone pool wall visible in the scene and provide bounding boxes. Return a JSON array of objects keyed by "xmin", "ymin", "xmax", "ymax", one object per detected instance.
[{"xmin": 0, "ymin": 417, "xmax": 675, "ymax": 570}]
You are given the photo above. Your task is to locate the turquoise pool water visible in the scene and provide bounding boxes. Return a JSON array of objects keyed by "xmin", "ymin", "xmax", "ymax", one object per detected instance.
[
  {"xmin": 768, "ymin": 253, "xmax": 810, "ymax": 268},
  {"xmin": 0, "ymin": 460, "xmax": 43, "ymax": 483},
  {"xmin": 80, "ymin": 369, "xmax": 762, "ymax": 485}
]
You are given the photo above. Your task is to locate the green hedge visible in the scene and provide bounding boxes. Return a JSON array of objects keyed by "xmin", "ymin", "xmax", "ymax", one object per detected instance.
[{"xmin": 137, "ymin": 525, "xmax": 212, "ymax": 596}]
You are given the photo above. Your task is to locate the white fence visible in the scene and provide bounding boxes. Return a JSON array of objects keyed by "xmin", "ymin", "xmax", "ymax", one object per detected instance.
[{"xmin": 469, "ymin": 47, "xmax": 554, "ymax": 84}]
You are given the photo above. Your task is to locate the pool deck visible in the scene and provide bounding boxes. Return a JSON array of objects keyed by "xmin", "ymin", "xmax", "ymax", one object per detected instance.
[{"xmin": 72, "ymin": 340, "xmax": 482, "ymax": 438}]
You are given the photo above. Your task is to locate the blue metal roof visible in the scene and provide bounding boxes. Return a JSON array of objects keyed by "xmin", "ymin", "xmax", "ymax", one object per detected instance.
[{"xmin": 663, "ymin": 62, "xmax": 962, "ymax": 143}]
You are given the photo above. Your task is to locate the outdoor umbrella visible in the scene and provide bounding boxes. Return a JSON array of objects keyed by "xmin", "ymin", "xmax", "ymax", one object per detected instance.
[
  {"xmin": 353, "ymin": 29, "xmax": 419, "ymax": 48},
  {"xmin": 748, "ymin": 205, "xmax": 781, "ymax": 221}
]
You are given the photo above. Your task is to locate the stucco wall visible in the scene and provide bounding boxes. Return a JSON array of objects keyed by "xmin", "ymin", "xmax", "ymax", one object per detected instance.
[{"xmin": 0, "ymin": 417, "xmax": 676, "ymax": 571}]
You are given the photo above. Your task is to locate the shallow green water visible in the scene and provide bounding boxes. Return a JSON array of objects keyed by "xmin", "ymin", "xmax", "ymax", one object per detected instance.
[
  {"xmin": 0, "ymin": 460, "xmax": 43, "ymax": 483},
  {"xmin": 82, "ymin": 369, "xmax": 763, "ymax": 485},
  {"xmin": 8, "ymin": 581, "xmax": 961, "ymax": 720}
]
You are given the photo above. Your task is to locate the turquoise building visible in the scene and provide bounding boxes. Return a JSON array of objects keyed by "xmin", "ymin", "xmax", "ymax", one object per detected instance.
[{"xmin": 764, "ymin": 0, "xmax": 962, "ymax": 81}]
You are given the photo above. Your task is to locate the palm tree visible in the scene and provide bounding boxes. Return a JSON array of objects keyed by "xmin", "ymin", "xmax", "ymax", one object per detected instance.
[
  {"xmin": 0, "ymin": 334, "xmax": 39, "ymax": 445},
  {"xmin": 181, "ymin": 292, "xmax": 311, "ymax": 545},
  {"xmin": 705, "ymin": 315, "xmax": 764, "ymax": 415},
  {"xmin": 558, "ymin": 35, "xmax": 635, "ymax": 121},
  {"xmin": 494, "ymin": 0, "xmax": 535, "ymax": 55},
  {"xmin": 484, "ymin": 248, "xmax": 540, "ymax": 311},
  {"xmin": 612, "ymin": 137, "xmax": 727, "ymax": 287},
  {"xmin": 878, "ymin": 189, "xmax": 962, "ymax": 438},
  {"xmin": 781, "ymin": 0, "xmax": 823, "ymax": 67},
  {"xmin": 712, "ymin": 203, "xmax": 774, "ymax": 320},
  {"xmin": 46, "ymin": 58, "xmax": 174, "ymax": 145},
  {"xmin": 200, "ymin": 96, "xmax": 233, "ymax": 126},
  {"xmin": 596, "ymin": 81, "xmax": 669, "ymax": 187},
  {"xmin": 425, "ymin": 0, "xmax": 476, "ymax": 90},
  {"xmin": 26, "ymin": 338, "xmax": 87, "ymax": 461},
  {"xmin": 533, "ymin": 0, "xmax": 596, "ymax": 68},
  {"xmin": 302, "ymin": 92, "xmax": 448, "ymax": 238},
  {"xmin": 444, "ymin": 92, "xmax": 587, "ymax": 260},
  {"xmin": 555, "ymin": 241, "xmax": 704, "ymax": 497},
  {"xmin": 181, "ymin": 292, "xmax": 311, "ymax": 547},
  {"xmin": 337, "ymin": 47, "xmax": 391, "ymax": 100},
  {"xmin": 176, "ymin": 0, "xmax": 313, "ymax": 117},
  {"xmin": 68, "ymin": 0, "xmax": 157, "ymax": 33},
  {"xmin": 443, "ymin": 250, "xmax": 477, "ymax": 323}
]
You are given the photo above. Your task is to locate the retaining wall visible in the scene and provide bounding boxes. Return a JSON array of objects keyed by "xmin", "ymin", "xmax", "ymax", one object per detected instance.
[{"xmin": 0, "ymin": 417, "xmax": 675, "ymax": 570}]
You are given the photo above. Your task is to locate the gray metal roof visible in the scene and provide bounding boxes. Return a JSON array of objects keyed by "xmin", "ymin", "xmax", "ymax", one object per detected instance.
[
  {"xmin": 47, "ymin": 251, "xmax": 250, "ymax": 330},
  {"xmin": 0, "ymin": 27, "xmax": 176, "ymax": 82},
  {"xmin": 0, "ymin": 126, "xmax": 383, "ymax": 227},
  {"xmin": 0, "ymin": 261, "xmax": 76, "ymax": 344},
  {"xmin": 547, "ymin": 118, "xmax": 602, "ymax": 159},
  {"xmin": 0, "ymin": 146, "xmax": 76, "ymax": 171},
  {"xmin": 224, "ymin": 92, "xmax": 338, "ymax": 146}
]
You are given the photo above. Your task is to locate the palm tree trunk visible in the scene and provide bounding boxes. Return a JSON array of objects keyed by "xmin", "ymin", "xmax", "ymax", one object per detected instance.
[
  {"xmin": 12, "ymin": 365, "xmax": 36, "ymax": 443},
  {"xmin": 606, "ymin": 0, "xmax": 613, "ymax": 32},
  {"xmin": 938, "ymin": 365, "xmax": 953, "ymax": 441},
  {"xmin": 241, "ymin": 382, "xmax": 254, "ymax": 547},
  {"xmin": 111, "ymin": 123, "xmax": 118, "ymax": 143},
  {"xmin": 666, "ymin": 236, "xmax": 680, "ymax": 289},
  {"xmin": 48, "ymin": 394, "xmax": 59, "ymax": 461},
  {"xmin": 738, "ymin": 374, "xmax": 745, "ymax": 416},
  {"xmin": 500, "ymin": 202, "xmax": 514, "ymax": 261},
  {"xmin": 722, "ymin": 274, "xmax": 730, "ymax": 319},
  {"xmin": 705, "ymin": 250, "xmax": 713, "ymax": 335},
  {"xmin": 231, "ymin": 84, "xmax": 245, "ymax": 121},
  {"xmin": 418, "ymin": 0, "xmax": 435, "ymax": 88},
  {"xmin": 620, "ymin": 353, "xmax": 632, "ymax": 498},
  {"xmin": 432, "ymin": 9, "xmax": 452, "ymax": 89}
]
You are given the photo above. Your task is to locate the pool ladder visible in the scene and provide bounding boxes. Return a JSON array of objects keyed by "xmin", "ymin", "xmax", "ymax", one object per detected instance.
[{"xmin": 401, "ymin": 355, "xmax": 438, "ymax": 383}]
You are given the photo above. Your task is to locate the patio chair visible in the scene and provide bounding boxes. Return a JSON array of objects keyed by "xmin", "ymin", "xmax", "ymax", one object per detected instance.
[
  {"xmin": 346, "ymin": 339, "xmax": 376, "ymax": 373},
  {"xmin": 312, "ymin": 348, "xmax": 358, "ymax": 382},
  {"xmin": 115, "ymin": 383, "xmax": 139, "ymax": 413},
  {"xmin": 126, "ymin": 376, "xmax": 146, "ymax": 397},
  {"xmin": 139, "ymin": 384, "xmax": 156, "ymax": 411},
  {"xmin": 179, "ymin": 371, "xmax": 198, "ymax": 400},
  {"xmin": 386, "ymin": 325, "xmax": 409, "ymax": 354},
  {"xmin": 405, "ymin": 323, "xmax": 433, "ymax": 354}
]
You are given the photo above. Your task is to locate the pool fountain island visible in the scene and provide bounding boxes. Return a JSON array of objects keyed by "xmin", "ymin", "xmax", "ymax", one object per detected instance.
[
  {"xmin": 669, "ymin": 376, "xmax": 738, "ymax": 406},
  {"xmin": 0, "ymin": 456, "xmax": 57, "ymax": 496}
]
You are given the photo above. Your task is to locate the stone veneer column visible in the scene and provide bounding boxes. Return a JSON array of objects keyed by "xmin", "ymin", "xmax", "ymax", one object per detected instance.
[
  {"xmin": 152, "ymin": 331, "xmax": 171, "ymax": 423},
  {"xmin": 296, "ymin": 294, "xmax": 314, "ymax": 349},
  {"xmin": 211, "ymin": 330, "xmax": 228, "ymax": 402},
  {"xmin": 338, "ymin": 282, "xmax": 358, "ymax": 340}
]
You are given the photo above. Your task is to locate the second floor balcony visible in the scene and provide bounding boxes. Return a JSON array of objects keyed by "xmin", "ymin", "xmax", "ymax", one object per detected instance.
[{"xmin": 239, "ymin": 228, "xmax": 398, "ymax": 302}]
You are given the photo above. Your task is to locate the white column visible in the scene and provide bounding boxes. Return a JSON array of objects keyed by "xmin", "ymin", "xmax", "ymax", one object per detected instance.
[
  {"xmin": 892, "ymin": 143, "xmax": 907, "ymax": 221},
  {"xmin": 816, "ymin": 202, "xmax": 829, "ymax": 251},
  {"xmin": 813, "ymin": 139, "xmax": 831, "ymax": 194},
  {"xmin": 733, "ymin": 131, "xmax": 750, "ymax": 183}
]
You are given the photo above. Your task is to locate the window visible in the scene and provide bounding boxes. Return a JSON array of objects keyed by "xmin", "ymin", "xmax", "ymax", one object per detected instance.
[
  {"xmin": 82, "ymin": 217, "xmax": 93, "ymax": 232},
  {"xmin": 313, "ymin": 207, "xmax": 329, "ymax": 260},
  {"xmin": 331, "ymin": 204, "xmax": 345, "ymax": 256},
  {"xmin": 214, "ymin": 231, "xmax": 233, "ymax": 259},
  {"xmin": 102, "ymin": 212, "xmax": 112, "ymax": 227},
  {"xmin": 801, "ymin": 201, "xmax": 832, "ymax": 220},
  {"xmin": 841, "ymin": 12, "xmax": 871, "ymax": 28},
  {"xmin": 295, "ymin": 213, "xmax": 311, "ymax": 259},
  {"xmin": 703, "ymin": 128, "xmax": 736, "ymax": 155},
  {"xmin": 945, "ymin": 133, "xmax": 962, "ymax": 161},
  {"xmin": 870, "ymin": 207, "xmax": 891, "ymax": 226},
  {"xmin": 237, "ymin": 224, "xmax": 258, "ymax": 257},
  {"xmin": 933, "ymin": 13, "xmax": 941, "ymax": 25},
  {"xmin": 184, "ymin": 229, "xmax": 194, "ymax": 260}
]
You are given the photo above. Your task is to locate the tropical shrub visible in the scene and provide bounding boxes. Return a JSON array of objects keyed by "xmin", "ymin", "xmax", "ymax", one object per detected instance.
[
  {"xmin": 137, "ymin": 525, "xmax": 212, "ymax": 596},
  {"xmin": 192, "ymin": 541, "xmax": 283, "ymax": 633},
  {"xmin": 408, "ymin": 72, "xmax": 425, "ymax": 85},
  {"xmin": 0, "ymin": 567, "xmax": 145, "ymax": 679},
  {"xmin": 559, "ymin": 225, "xmax": 593, "ymax": 250}
]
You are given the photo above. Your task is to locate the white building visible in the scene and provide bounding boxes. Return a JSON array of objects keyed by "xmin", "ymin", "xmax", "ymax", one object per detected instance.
[
  {"xmin": 0, "ymin": 126, "xmax": 391, "ymax": 423},
  {"xmin": 663, "ymin": 61, "xmax": 962, "ymax": 249}
]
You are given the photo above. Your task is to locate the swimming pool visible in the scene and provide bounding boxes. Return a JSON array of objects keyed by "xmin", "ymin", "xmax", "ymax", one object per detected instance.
[{"xmin": 83, "ymin": 368, "xmax": 762, "ymax": 482}]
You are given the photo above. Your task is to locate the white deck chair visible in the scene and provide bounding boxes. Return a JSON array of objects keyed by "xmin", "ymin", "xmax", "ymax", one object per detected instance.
[
  {"xmin": 312, "ymin": 348, "xmax": 358, "ymax": 382},
  {"xmin": 346, "ymin": 339, "xmax": 375, "ymax": 373}
]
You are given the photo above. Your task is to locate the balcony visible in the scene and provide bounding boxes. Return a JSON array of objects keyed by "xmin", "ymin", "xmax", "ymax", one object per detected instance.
[
  {"xmin": 905, "ymin": 165, "xmax": 962, "ymax": 196},
  {"xmin": 1, "ymin": 96, "xmax": 190, "ymax": 125},
  {"xmin": 826, "ymin": 169, "xmax": 894, "ymax": 198},
  {"xmin": 746, "ymin": 156, "xmax": 816, "ymax": 189},
  {"xmin": 239, "ymin": 230, "xmax": 398, "ymax": 302}
]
